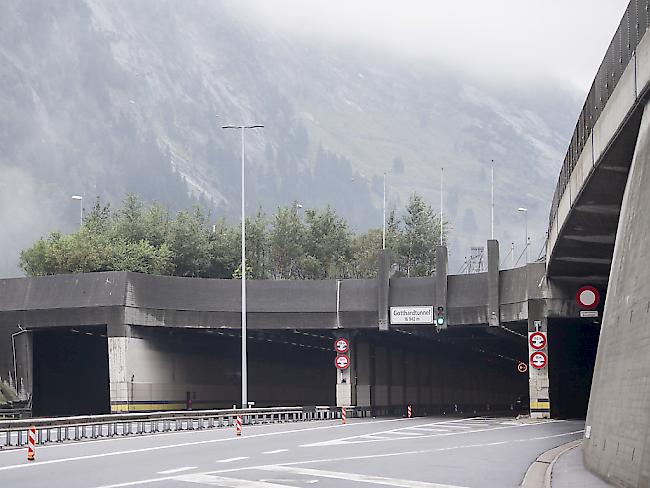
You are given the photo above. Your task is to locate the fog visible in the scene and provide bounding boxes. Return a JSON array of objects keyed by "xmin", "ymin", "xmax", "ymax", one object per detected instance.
[{"xmin": 228, "ymin": 0, "xmax": 629, "ymax": 92}]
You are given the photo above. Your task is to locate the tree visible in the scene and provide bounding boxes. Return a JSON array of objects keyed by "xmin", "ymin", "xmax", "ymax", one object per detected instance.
[
  {"xmin": 165, "ymin": 207, "xmax": 211, "ymax": 277},
  {"xmin": 398, "ymin": 193, "xmax": 442, "ymax": 277},
  {"xmin": 303, "ymin": 206, "xmax": 352, "ymax": 279},
  {"xmin": 269, "ymin": 205, "xmax": 306, "ymax": 279}
]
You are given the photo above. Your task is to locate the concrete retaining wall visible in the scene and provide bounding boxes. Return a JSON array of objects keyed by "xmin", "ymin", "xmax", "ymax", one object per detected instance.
[{"xmin": 584, "ymin": 102, "xmax": 650, "ymax": 487}]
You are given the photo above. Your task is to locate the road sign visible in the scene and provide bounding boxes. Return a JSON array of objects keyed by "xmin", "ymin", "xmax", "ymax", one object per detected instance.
[
  {"xmin": 517, "ymin": 362, "xmax": 528, "ymax": 373},
  {"xmin": 390, "ymin": 306, "xmax": 434, "ymax": 324},
  {"xmin": 576, "ymin": 285, "xmax": 600, "ymax": 310},
  {"xmin": 580, "ymin": 310, "xmax": 599, "ymax": 318},
  {"xmin": 529, "ymin": 332, "xmax": 547, "ymax": 350},
  {"xmin": 335, "ymin": 354, "xmax": 350, "ymax": 370},
  {"xmin": 530, "ymin": 351, "xmax": 548, "ymax": 369},
  {"xmin": 334, "ymin": 337, "xmax": 350, "ymax": 353}
]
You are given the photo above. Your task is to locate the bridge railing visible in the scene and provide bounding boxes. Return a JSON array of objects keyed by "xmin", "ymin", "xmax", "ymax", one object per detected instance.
[
  {"xmin": 550, "ymin": 0, "xmax": 649, "ymax": 230},
  {"xmin": 0, "ymin": 406, "xmax": 371, "ymax": 450}
]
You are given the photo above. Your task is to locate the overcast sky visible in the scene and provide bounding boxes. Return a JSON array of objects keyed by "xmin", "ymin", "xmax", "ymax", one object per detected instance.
[{"xmin": 229, "ymin": 0, "xmax": 630, "ymax": 92}]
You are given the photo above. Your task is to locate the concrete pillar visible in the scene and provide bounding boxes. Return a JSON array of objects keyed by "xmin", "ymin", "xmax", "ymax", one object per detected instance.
[
  {"xmin": 335, "ymin": 332, "xmax": 355, "ymax": 407},
  {"xmin": 107, "ymin": 324, "xmax": 131, "ymax": 413},
  {"xmin": 527, "ymin": 298, "xmax": 550, "ymax": 419},
  {"xmin": 487, "ymin": 239, "xmax": 500, "ymax": 327},
  {"xmin": 435, "ymin": 245, "xmax": 448, "ymax": 329},
  {"xmin": 13, "ymin": 330, "xmax": 33, "ymax": 399},
  {"xmin": 377, "ymin": 249, "xmax": 390, "ymax": 331}
]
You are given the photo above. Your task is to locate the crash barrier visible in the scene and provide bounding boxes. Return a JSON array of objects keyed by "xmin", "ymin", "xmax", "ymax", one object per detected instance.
[{"xmin": 0, "ymin": 405, "xmax": 370, "ymax": 450}]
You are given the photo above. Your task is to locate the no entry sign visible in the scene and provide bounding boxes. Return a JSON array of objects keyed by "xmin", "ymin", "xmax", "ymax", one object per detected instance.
[
  {"xmin": 335, "ymin": 354, "xmax": 350, "ymax": 370},
  {"xmin": 529, "ymin": 332, "xmax": 547, "ymax": 350},
  {"xmin": 576, "ymin": 285, "xmax": 600, "ymax": 310},
  {"xmin": 530, "ymin": 351, "xmax": 548, "ymax": 369},
  {"xmin": 334, "ymin": 337, "xmax": 350, "ymax": 354}
]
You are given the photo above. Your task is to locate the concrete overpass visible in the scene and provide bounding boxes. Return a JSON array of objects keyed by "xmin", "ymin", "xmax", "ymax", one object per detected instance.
[{"xmin": 543, "ymin": 1, "xmax": 650, "ymax": 485}]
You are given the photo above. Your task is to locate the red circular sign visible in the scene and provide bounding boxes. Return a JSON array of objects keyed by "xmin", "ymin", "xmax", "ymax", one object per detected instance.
[
  {"xmin": 530, "ymin": 351, "xmax": 548, "ymax": 369},
  {"xmin": 576, "ymin": 285, "xmax": 600, "ymax": 310},
  {"xmin": 529, "ymin": 332, "xmax": 547, "ymax": 350},
  {"xmin": 335, "ymin": 354, "xmax": 350, "ymax": 370},
  {"xmin": 334, "ymin": 337, "xmax": 350, "ymax": 354},
  {"xmin": 517, "ymin": 362, "xmax": 528, "ymax": 373}
]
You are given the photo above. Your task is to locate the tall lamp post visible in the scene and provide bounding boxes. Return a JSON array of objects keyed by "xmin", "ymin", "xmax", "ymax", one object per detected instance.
[
  {"xmin": 517, "ymin": 207, "xmax": 528, "ymax": 264},
  {"xmin": 71, "ymin": 195, "xmax": 83, "ymax": 227},
  {"xmin": 222, "ymin": 124, "xmax": 264, "ymax": 409}
]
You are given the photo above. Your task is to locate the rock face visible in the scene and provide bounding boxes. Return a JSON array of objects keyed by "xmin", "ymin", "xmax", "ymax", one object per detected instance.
[{"xmin": 0, "ymin": 0, "xmax": 580, "ymax": 276}]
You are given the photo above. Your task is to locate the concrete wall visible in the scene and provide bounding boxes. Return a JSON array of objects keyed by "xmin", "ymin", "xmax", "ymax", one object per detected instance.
[
  {"xmin": 584, "ymin": 102, "xmax": 650, "ymax": 487},
  {"xmin": 109, "ymin": 326, "xmax": 335, "ymax": 412}
]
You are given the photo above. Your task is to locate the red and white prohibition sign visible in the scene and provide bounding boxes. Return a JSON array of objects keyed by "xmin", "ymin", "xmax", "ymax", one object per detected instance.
[
  {"xmin": 576, "ymin": 285, "xmax": 600, "ymax": 310},
  {"xmin": 529, "ymin": 332, "xmax": 547, "ymax": 350},
  {"xmin": 530, "ymin": 351, "xmax": 548, "ymax": 369},
  {"xmin": 334, "ymin": 337, "xmax": 350, "ymax": 354},
  {"xmin": 335, "ymin": 354, "xmax": 350, "ymax": 370}
]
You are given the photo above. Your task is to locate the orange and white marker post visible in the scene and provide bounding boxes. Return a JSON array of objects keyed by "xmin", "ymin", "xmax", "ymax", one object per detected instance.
[
  {"xmin": 341, "ymin": 406, "xmax": 347, "ymax": 424},
  {"xmin": 235, "ymin": 415, "xmax": 242, "ymax": 436},
  {"xmin": 407, "ymin": 405, "xmax": 412, "ymax": 418},
  {"xmin": 27, "ymin": 426, "xmax": 36, "ymax": 461}
]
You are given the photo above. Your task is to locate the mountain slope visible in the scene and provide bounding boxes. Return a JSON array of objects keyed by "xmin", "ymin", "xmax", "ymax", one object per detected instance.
[{"xmin": 0, "ymin": 0, "xmax": 582, "ymax": 276}]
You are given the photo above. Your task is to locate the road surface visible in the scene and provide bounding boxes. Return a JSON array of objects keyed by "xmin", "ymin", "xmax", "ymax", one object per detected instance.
[{"xmin": 0, "ymin": 415, "xmax": 584, "ymax": 487}]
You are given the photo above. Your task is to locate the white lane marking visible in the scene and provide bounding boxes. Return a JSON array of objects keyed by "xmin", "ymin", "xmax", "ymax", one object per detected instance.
[
  {"xmin": 262, "ymin": 449, "xmax": 288, "ymax": 454},
  {"xmin": 302, "ymin": 419, "xmax": 565, "ymax": 446},
  {"xmin": 0, "ymin": 416, "xmax": 411, "ymax": 456},
  {"xmin": 94, "ymin": 450, "xmax": 421, "ymax": 487},
  {"xmin": 217, "ymin": 457, "xmax": 249, "ymax": 463},
  {"xmin": 0, "ymin": 417, "xmax": 415, "ymax": 471},
  {"xmin": 157, "ymin": 467, "xmax": 197, "ymax": 474},
  {"xmin": 257, "ymin": 465, "xmax": 468, "ymax": 488},
  {"xmin": 93, "ymin": 431, "xmax": 583, "ymax": 488},
  {"xmin": 174, "ymin": 473, "xmax": 295, "ymax": 487}
]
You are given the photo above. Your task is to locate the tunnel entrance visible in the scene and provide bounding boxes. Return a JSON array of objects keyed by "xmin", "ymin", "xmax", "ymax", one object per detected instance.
[
  {"xmin": 33, "ymin": 326, "xmax": 110, "ymax": 417},
  {"xmin": 548, "ymin": 320, "xmax": 600, "ymax": 419}
]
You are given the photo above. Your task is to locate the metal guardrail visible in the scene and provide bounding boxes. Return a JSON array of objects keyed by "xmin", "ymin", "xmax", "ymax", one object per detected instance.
[
  {"xmin": 550, "ymin": 0, "xmax": 649, "ymax": 230},
  {"xmin": 0, "ymin": 406, "xmax": 364, "ymax": 450}
]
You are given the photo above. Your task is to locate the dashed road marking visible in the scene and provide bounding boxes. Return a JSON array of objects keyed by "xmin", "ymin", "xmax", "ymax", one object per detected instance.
[
  {"xmin": 157, "ymin": 467, "xmax": 197, "ymax": 474},
  {"xmin": 217, "ymin": 457, "xmax": 249, "ymax": 463},
  {"xmin": 262, "ymin": 449, "xmax": 288, "ymax": 454}
]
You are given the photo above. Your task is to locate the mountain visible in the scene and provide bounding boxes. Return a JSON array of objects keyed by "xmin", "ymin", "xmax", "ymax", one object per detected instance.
[{"xmin": 0, "ymin": 0, "xmax": 582, "ymax": 276}]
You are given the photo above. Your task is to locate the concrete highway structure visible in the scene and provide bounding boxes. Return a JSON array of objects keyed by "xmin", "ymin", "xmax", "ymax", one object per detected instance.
[
  {"xmin": 3, "ymin": 0, "xmax": 650, "ymax": 486},
  {"xmin": 0, "ymin": 416, "xmax": 584, "ymax": 487}
]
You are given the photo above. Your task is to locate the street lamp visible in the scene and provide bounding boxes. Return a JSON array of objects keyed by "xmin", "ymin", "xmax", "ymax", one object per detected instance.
[
  {"xmin": 517, "ymin": 207, "xmax": 528, "ymax": 264},
  {"xmin": 222, "ymin": 124, "xmax": 264, "ymax": 409},
  {"xmin": 71, "ymin": 195, "xmax": 83, "ymax": 227}
]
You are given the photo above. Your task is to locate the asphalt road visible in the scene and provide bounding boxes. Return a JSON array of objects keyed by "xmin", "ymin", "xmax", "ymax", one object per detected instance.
[{"xmin": 0, "ymin": 416, "xmax": 584, "ymax": 487}]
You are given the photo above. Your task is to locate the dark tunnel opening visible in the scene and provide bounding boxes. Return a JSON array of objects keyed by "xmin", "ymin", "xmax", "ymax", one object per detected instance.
[
  {"xmin": 548, "ymin": 320, "xmax": 600, "ymax": 419},
  {"xmin": 32, "ymin": 326, "xmax": 110, "ymax": 417}
]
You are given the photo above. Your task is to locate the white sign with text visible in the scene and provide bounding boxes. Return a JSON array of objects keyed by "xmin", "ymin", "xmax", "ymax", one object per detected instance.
[{"xmin": 390, "ymin": 306, "xmax": 434, "ymax": 324}]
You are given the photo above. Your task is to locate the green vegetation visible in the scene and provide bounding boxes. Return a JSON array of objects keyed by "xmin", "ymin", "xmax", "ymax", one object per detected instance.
[{"xmin": 19, "ymin": 194, "xmax": 448, "ymax": 279}]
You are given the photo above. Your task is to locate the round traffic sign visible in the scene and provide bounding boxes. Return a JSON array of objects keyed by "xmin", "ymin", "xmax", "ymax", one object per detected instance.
[
  {"xmin": 530, "ymin": 351, "xmax": 548, "ymax": 369},
  {"xmin": 529, "ymin": 332, "xmax": 547, "ymax": 350},
  {"xmin": 517, "ymin": 362, "xmax": 528, "ymax": 373},
  {"xmin": 334, "ymin": 337, "xmax": 350, "ymax": 353},
  {"xmin": 576, "ymin": 285, "xmax": 600, "ymax": 310},
  {"xmin": 335, "ymin": 354, "xmax": 350, "ymax": 370}
]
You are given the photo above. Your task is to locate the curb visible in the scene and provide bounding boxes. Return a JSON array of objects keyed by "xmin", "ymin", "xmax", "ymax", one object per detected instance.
[{"xmin": 521, "ymin": 439, "xmax": 582, "ymax": 488}]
